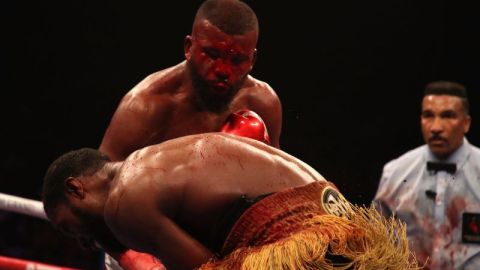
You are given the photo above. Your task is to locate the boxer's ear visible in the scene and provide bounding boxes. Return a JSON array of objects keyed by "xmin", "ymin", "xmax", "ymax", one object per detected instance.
[
  {"xmin": 250, "ymin": 48, "xmax": 257, "ymax": 70},
  {"xmin": 65, "ymin": 177, "xmax": 85, "ymax": 199},
  {"xmin": 184, "ymin": 35, "xmax": 193, "ymax": 60}
]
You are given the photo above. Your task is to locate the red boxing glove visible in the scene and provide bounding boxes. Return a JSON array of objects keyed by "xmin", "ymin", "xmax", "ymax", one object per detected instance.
[
  {"xmin": 220, "ymin": 109, "xmax": 270, "ymax": 145},
  {"xmin": 117, "ymin": 250, "xmax": 166, "ymax": 270}
]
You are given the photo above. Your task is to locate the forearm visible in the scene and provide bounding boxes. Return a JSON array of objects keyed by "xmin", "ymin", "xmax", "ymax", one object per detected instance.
[{"xmin": 106, "ymin": 250, "xmax": 166, "ymax": 270}]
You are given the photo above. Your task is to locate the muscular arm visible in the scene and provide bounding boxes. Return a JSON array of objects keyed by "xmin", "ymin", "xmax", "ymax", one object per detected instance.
[
  {"xmin": 105, "ymin": 176, "xmax": 213, "ymax": 270},
  {"xmin": 99, "ymin": 92, "xmax": 171, "ymax": 161},
  {"xmin": 245, "ymin": 82, "xmax": 283, "ymax": 149},
  {"xmin": 261, "ymin": 90, "xmax": 282, "ymax": 149},
  {"xmin": 144, "ymin": 215, "xmax": 212, "ymax": 269}
]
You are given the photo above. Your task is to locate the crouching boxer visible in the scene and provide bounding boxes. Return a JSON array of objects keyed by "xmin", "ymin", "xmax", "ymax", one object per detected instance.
[
  {"xmin": 100, "ymin": 109, "xmax": 269, "ymax": 270},
  {"xmin": 42, "ymin": 133, "xmax": 418, "ymax": 270}
]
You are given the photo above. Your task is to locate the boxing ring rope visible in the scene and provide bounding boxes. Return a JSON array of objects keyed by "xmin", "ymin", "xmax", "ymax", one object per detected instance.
[
  {"xmin": 0, "ymin": 255, "xmax": 78, "ymax": 270},
  {"xmin": 0, "ymin": 192, "xmax": 78, "ymax": 270},
  {"xmin": 0, "ymin": 192, "xmax": 47, "ymax": 220}
]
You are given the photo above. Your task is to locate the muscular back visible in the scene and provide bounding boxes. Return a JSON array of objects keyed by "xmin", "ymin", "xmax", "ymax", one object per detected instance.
[
  {"xmin": 99, "ymin": 62, "xmax": 282, "ymax": 161},
  {"xmin": 104, "ymin": 133, "xmax": 322, "ymax": 268}
]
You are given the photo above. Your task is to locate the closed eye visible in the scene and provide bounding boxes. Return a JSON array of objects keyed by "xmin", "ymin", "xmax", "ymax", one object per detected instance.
[
  {"xmin": 231, "ymin": 54, "xmax": 248, "ymax": 65},
  {"xmin": 204, "ymin": 48, "xmax": 220, "ymax": 60},
  {"xmin": 440, "ymin": 110, "xmax": 457, "ymax": 119},
  {"xmin": 421, "ymin": 110, "xmax": 434, "ymax": 118},
  {"xmin": 58, "ymin": 223, "xmax": 75, "ymax": 237}
]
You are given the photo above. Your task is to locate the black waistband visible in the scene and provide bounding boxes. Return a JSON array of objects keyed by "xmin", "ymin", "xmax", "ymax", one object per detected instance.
[{"xmin": 209, "ymin": 192, "xmax": 273, "ymax": 256}]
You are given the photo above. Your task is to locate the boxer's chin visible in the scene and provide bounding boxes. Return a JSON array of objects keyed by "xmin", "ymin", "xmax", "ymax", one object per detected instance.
[{"xmin": 208, "ymin": 82, "xmax": 231, "ymax": 95}]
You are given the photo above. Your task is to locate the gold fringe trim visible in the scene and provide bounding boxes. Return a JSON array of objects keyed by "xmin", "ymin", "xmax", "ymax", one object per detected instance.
[{"xmin": 199, "ymin": 204, "xmax": 420, "ymax": 270}]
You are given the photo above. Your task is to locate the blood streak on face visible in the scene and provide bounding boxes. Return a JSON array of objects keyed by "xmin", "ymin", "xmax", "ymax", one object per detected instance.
[{"xmin": 186, "ymin": 20, "xmax": 257, "ymax": 96}]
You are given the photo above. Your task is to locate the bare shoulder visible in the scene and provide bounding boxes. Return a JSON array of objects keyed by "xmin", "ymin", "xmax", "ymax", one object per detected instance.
[
  {"xmin": 107, "ymin": 147, "xmax": 186, "ymax": 208},
  {"xmin": 233, "ymin": 76, "xmax": 283, "ymax": 147},
  {"xmin": 234, "ymin": 76, "xmax": 282, "ymax": 114},
  {"xmin": 241, "ymin": 75, "xmax": 280, "ymax": 102},
  {"xmin": 99, "ymin": 62, "xmax": 188, "ymax": 160},
  {"xmin": 121, "ymin": 63, "xmax": 184, "ymax": 104},
  {"xmin": 113, "ymin": 64, "xmax": 189, "ymax": 119},
  {"xmin": 103, "ymin": 152, "xmax": 181, "ymax": 244},
  {"xmin": 134, "ymin": 63, "xmax": 185, "ymax": 95}
]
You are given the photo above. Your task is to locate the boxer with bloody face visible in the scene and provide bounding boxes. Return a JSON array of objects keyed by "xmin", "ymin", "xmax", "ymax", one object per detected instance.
[
  {"xmin": 96, "ymin": 1, "xmax": 281, "ymax": 268},
  {"xmin": 185, "ymin": 18, "xmax": 258, "ymax": 110},
  {"xmin": 99, "ymin": 0, "xmax": 282, "ymax": 161}
]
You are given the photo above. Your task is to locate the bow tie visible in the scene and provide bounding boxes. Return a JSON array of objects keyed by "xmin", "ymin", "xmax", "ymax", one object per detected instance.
[{"xmin": 426, "ymin": 161, "xmax": 457, "ymax": 174}]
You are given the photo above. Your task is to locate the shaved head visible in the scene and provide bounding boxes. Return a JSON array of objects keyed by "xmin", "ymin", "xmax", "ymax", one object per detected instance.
[{"xmin": 194, "ymin": 0, "xmax": 259, "ymax": 36}]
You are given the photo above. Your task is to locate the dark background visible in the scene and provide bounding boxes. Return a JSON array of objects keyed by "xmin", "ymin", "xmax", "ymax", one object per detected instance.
[{"xmin": 1, "ymin": 0, "xmax": 478, "ymax": 269}]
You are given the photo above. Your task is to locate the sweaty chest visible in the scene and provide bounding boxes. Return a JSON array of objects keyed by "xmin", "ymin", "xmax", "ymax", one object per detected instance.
[{"xmin": 154, "ymin": 97, "xmax": 253, "ymax": 141}]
